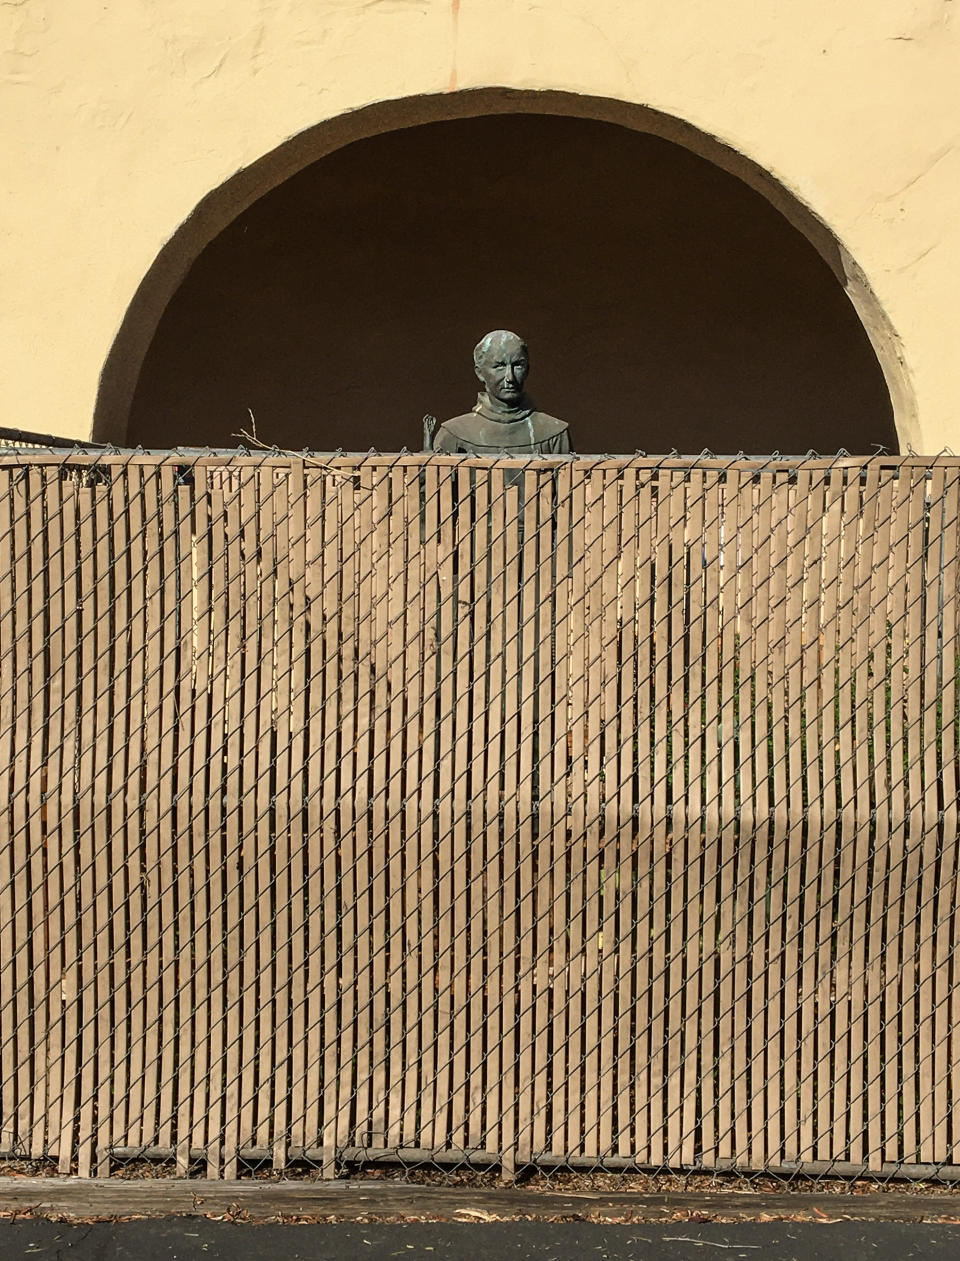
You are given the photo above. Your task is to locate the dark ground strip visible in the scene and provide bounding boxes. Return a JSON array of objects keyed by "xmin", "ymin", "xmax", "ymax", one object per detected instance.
[{"xmin": 4, "ymin": 1219, "xmax": 960, "ymax": 1260}]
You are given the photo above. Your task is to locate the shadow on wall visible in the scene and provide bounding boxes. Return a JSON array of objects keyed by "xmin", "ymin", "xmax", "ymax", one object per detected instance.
[{"xmin": 127, "ymin": 114, "xmax": 897, "ymax": 456}]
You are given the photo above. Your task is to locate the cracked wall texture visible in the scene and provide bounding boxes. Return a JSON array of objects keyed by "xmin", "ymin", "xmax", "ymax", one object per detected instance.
[{"xmin": 1, "ymin": 0, "xmax": 958, "ymax": 448}]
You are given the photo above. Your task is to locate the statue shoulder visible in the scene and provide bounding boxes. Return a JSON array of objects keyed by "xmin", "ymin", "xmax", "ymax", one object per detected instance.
[{"xmin": 530, "ymin": 412, "xmax": 569, "ymax": 439}]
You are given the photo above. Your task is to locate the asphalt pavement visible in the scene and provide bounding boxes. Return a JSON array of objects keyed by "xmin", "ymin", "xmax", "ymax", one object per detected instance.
[{"xmin": 3, "ymin": 1219, "xmax": 960, "ymax": 1259}]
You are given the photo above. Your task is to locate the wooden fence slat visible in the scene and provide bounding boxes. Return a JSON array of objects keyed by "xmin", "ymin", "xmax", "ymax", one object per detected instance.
[
  {"xmin": 711, "ymin": 469, "xmax": 731, "ymax": 1155},
  {"xmin": 883, "ymin": 467, "xmax": 911, "ymax": 1162},
  {"xmin": 41, "ymin": 472, "xmax": 67, "ymax": 1162},
  {"xmin": 532, "ymin": 469, "xmax": 556, "ymax": 1160},
  {"xmin": 450, "ymin": 467, "xmax": 476, "ymax": 1153},
  {"xmin": 730, "ymin": 471, "xmax": 756, "ymax": 1164},
  {"xmin": 598, "ymin": 469, "xmax": 621, "ymax": 1161},
  {"xmin": 269, "ymin": 470, "xmax": 291, "ymax": 1173},
  {"xmin": 0, "ymin": 470, "xmax": 23, "ymax": 1158},
  {"xmin": 417, "ymin": 463, "xmax": 440, "ymax": 1150},
  {"xmin": 864, "ymin": 471, "xmax": 894, "ymax": 1168},
  {"xmin": 748, "ymin": 470, "xmax": 775, "ymax": 1170},
  {"xmin": 26, "ymin": 472, "xmax": 51, "ymax": 1160},
  {"xmin": 664, "ymin": 468, "xmax": 689, "ymax": 1166},
  {"xmin": 548, "ymin": 465, "xmax": 573, "ymax": 1158},
  {"xmin": 917, "ymin": 466, "xmax": 944, "ymax": 1163},
  {"xmin": 283, "ymin": 463, "xmax": 307, "ymax": 1167},
  {"xmin": 680, "ymin": 471, "xmax": 706, "ymax": 1167},
  {"xmin": 401, "ymin": 468, "xmax": 428, "ymax": 1148},
  {"xmin": 847, "ymin": 465, "xmax": 880, "ymax": 1165},
  {"xmin": 615, "ymin": 468, "xmax": 638, "ymax": 1160}
]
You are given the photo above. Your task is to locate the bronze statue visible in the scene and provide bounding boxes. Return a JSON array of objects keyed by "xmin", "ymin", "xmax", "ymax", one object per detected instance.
[{"xmin": 430, "ymin": 331, "xmax": 572, "ymax": 455}]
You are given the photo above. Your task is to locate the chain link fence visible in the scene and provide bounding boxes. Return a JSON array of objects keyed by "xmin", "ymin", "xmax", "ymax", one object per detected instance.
[{"xmin": 1, "ymin": 444, "xmax": 959, "ymax": 1182}]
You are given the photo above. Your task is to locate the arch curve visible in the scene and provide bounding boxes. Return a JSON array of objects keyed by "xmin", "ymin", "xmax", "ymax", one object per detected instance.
[{"xmin": 94, "ymin": 88, "xmax": 916, "ymax": 450}]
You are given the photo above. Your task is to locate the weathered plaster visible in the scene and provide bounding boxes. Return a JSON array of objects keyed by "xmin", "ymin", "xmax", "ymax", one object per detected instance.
[{"xmin": 2, "ymin": 0, "xmax": 959, "ymax": 448}]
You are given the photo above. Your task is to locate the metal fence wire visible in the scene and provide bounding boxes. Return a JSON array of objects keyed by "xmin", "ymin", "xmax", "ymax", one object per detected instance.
[{"xmin": 1, "ymin": 446, "xmax": 960, "ymax": 1183}]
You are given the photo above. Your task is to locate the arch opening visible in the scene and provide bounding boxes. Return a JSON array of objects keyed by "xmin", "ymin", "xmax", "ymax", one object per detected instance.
[{"xmin": 97, "ymin": 91, "xmax": 907, "ymax": 455}]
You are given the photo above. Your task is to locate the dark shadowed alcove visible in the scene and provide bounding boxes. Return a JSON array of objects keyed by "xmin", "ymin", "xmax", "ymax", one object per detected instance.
[{"xmin": 125, "ymin": 113, "xmax": 896, "ymax": 454}]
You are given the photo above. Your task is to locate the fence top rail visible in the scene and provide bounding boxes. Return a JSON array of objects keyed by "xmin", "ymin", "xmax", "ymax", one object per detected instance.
[{"xmin": 0, "ymin": 448, "xmax": 955, "ymax": 473}]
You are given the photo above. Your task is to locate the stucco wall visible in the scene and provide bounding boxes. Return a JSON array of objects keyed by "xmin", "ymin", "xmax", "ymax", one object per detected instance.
[{"xmin": 2, "ymin": 0, "xmax": 959, "ymax": 449}]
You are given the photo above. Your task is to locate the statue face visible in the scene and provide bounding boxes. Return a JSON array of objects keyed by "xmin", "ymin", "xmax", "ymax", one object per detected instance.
[{"xmin": 475, "ymin": 333, "xmax": 529, "ymax": 405}]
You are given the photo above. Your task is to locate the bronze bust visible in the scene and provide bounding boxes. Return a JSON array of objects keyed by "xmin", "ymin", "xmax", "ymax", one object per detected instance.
[{"xmin": 431, "ymin": 330, "xmax": 572, "ymax": 455}]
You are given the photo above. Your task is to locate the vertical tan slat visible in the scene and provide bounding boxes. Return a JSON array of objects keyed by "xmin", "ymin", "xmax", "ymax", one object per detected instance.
[
  {"xmin": 449, "ymin": 467, "xmax": 475, "ymax": 1152},
  {"xmin": 171, "ymin": 480, "xmax": 196, "ymax": 1177},
  {"xmin": 385, "ymin": 466, "xmax": 410, "ymax": 1148},
  {"xmin": 699, "ymin": 469, "xmax": 723, "ymax": 1164},
  {"xmin": 681, "ymin": 471, "xmax": 706, "ymax": 1166},
  {"xmin": 269, "ymin": 470, "xmax": 292, "ymax": 1172},
  {"xmin": 664, "ymin": 469, "xmax": 688, "ymax": 1165},
  {"xmin": 899, "ymin": 468, "xmax": 928, "ymax": 1161},
  {"xmin": 154, "ymin": 470, "xmax": 181, "ymax": 1155},
  {"xmin": 648, "ymin": 467, "xmax": 672, "ymax": 1166},
  {"xmin": 581, "ymin": 469, "xmax": 605, "ymax": 1159},
  {"xmin": 917, "ymin": 466, "xmax": 944, "ymax": 1162},
  {"xmin": 864, "ymin": 470, "xmax": 894, "ymax": 1168},
  {"xmin": 107, "ymin": 467, "xmax": 135, "ymax": 1166},
  {"xmin": 417, "ymin": 463, "xmax": 440, "ymax": 1150},
  {"xmin": 498, "ymin": 479, "xmax": 522, "ymax": 1176},
  {"xmin": 597, "ymin": 469, "xmax": 621, "ymax": 1160},
  {"xmin": 516, "ymin": 469, "xmax": 539, "ymax": 1166},
  {"xmin": 26, "ymin": 471, "xmax": 50, "ymax": 1159},
  {"xmin": 558, "ymin": 467, "xmax": 588, "ymax": 1159},
  {"xmin": 346, "ymin": 465, "xmax": 375, "ymax": 1148},
  {"xmin": 10, "ymin": 469, "xmax": 34, "ymax": 1157},
  {"xmin": 73, "ymin": 477, "xmax": 101, "ymax": 1177},
  {"xmin": 4, "ymin": 468, "xmax": 31, "ymax": 1158},
  {"xmin": 202, "ymin": 479, "xmax": 228, "ymax": 1178},
  {"xmin": 730, "ymin": 471, "xmax": 756, "ymax": 1163},
  {"xmin": 187, "ymin": 479, "xmax": 212, "ymax": 1169},
  {"xmin": 367, "ymin": 469, "xmax": 391, "ymax": 1147},
  {"xmin": 319, "ymin": 469, "xmax": 342, "ymax": 1175},
  {"xmin": 936, "ymin": 470, "xmax": 960, "ymax": 1161},
  {"xmin": 796, "ymin": 471, "xmax": 826, "ymax": 1162},
  {"xmin": 118, "ymin": 470, "xmax": 147, "ymax": 1157},
  {"xmin": 532, "ymin": 468, "xmax": 555, "ymax": 1159},
  {"xmin": 779, "ymin": 471, "xmax": 808, "ymax": 1164},
  {"xmin": 401, "ymin": 467, "xmax": 428, "ymax": 1147},
  {"xmin": 235, "ymin": 469, "xmax": 262, "ymax": 1163},
  {"xmin": 430, "ymin": 465, "xmax": 458, "ymax": 1153},
  {"xmin": 846, "ymin": 465, "xmax": 880, "ymax": 1165},
  {"xmin": 828, "ymin": 469, "xmax": 859, "ymax": 1162},
  {"xmin": 631, "ymin": 471, "xmax": 654, "ymax": 1163},
  {"xmin": 283, "ymin": 463, "xmax": 308, "ymax": 1163},
  {"xmin": 548, "ymin": 464, "xmax": 573, "ymax": 1158},
  {"xmin": 464, "ymin": 469, "xmax": 490, "ymax": 1153},
  {"xmin": 814, "ymin": 467, "xmax": 844, "ymax": 1161},
  {"xmin": 41, "ymin": 472, "xmax": 67, "ymax": 1160},
  {"xmin": 765, "ymin": 473, "xmax": 791, "ymax": 1168},
  {"xmin": 220, "ymin": 469, "xmax": 245, "ymax": 1179},
  {"xmin": 883, "ymin": 464, "xmax": 911, "ymax": 1161},
  {"xmin": 615, "ymin": 467, "xmax": 638, "ymax": 1160},
  {"xmin": 0, "ymin": 468, "xmax": 17, "ymax": 1157},
  {"xmin": 56, "ymin": 480, "xmax": 81, "ymax": 1172},
  {"xmin": 714, "ymin": 469, "xmax": 739, "ymax": 1161},
  {"xmin": 748, "ymin": 469, "xmax": 774, "ymax": 1170},
  {"xmin": 254, "ymin": 470, "xmax": 278, "ymax": 1156}
]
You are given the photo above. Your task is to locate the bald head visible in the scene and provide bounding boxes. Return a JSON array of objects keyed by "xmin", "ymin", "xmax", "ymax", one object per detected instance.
[{"xmin": 473, "ymin": 329, "xmax": 530, "ymax": 406}]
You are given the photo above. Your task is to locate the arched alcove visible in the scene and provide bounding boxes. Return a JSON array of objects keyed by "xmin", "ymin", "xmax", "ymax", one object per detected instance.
[{"xmin": 97, "ymin": 92, "xmax": 905, "ymax": 455}]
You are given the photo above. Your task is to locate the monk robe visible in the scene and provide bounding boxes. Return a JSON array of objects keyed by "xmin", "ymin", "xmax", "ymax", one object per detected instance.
[{"xmin": 432, "ymin": 391, "xmax": 571, "ymax": 455}]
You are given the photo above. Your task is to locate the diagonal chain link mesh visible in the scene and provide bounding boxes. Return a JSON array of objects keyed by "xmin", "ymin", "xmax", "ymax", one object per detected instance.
[{"xmin": 1, "ymin": 443, "xmax": 959, "ymax": 1183}]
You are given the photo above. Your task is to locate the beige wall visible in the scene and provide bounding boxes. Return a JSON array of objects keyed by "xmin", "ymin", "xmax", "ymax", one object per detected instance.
[{"xmin": 2, "ymin": 0, "xmax": 959, "ymax": 450}]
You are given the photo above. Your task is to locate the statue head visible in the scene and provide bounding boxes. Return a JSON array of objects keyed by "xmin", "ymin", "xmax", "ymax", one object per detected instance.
[{"xmin": 473, "ymin": 330, "xmax": 529, "ymax": 406}]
